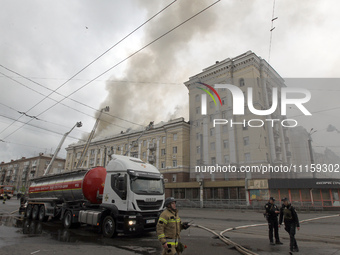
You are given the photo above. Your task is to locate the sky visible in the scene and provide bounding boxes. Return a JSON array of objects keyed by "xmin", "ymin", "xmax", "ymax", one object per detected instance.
[{"xmin": 0, "ymin": 0, "xmax": 340, "ymax": 162}]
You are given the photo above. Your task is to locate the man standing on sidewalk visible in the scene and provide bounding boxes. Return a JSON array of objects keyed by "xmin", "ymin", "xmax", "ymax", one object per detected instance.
[
  {"xmin": 279, "ymin": 198, "xmax": 300, "ymax": 253},
  {"xmin": 265, "ymin": 197, "xmax": 283, "ymax": 245}
]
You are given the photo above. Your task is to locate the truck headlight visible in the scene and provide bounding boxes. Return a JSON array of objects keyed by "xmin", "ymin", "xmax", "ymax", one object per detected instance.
[{"xmin": 128, "ymin": 220, "xmax": 136, "ymax": 226}]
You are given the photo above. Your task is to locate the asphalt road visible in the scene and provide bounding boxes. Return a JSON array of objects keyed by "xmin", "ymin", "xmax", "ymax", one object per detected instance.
[{"xmin": 0, "ymin": 199, "xmax": 340, "ymax": 255}]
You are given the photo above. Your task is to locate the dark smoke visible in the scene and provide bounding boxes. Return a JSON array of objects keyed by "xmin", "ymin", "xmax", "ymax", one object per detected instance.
[{"xmin": 95, "ymin": 0, "xmax": 218, "ymax": 137}]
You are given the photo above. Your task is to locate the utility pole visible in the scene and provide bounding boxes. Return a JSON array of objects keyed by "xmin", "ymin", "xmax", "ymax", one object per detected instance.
[
  {"xmin": 44, "ymin": 121, "xmax": 82, "ymax": 176},
  {"xmin": 77, "ymin": 106, "xmax": 109, "ymax": 168},
  {"xmin": 308, "ymin": 128, "xmax": 317, "ymax": 178}
]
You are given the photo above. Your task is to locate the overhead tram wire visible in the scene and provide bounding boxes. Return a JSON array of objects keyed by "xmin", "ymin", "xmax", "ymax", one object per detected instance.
[
  {"xmin": 0, "ymin": 101, "xmax": 96, "ymax": 138},
  {"xmin": 0, "ymin": 66, "xmax": 183, "ymax": 127},
  {"xmin": 0, "ymin": 114, "xmax": 86, "ymax": 142},
  {"xmin": 0, "ymin": 0, "xmax": 177, "ymax": 135},
  {"xmin": 0, "ymin": 71, "xmax": 132, "ymax": 133},
  {"xmin": 2, "ymin": 0, "xmax": 221, "ymax": 140}
]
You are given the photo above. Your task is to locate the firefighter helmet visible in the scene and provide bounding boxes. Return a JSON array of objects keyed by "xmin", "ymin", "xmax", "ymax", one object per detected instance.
[{"xmin": 164, "ymin": 197, "xmax": 176, "ymax": 207}]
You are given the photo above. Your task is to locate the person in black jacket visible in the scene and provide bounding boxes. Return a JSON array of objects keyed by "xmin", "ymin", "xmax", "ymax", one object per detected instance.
[
  {"xmin": 279, "ymin": 198, "xmax": 300, "ymax": 253},
  {"xmin": 264, "ymin": 197, "xmax": 283, "ymax": 245}
]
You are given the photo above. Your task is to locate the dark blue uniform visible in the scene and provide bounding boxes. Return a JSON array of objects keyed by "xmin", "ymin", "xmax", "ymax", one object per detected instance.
[
  {"xmin": 265, "ymin": 202, "xmax": 281, "ymax": 244},
  {"xmin": 279, "ymin": 203, "xmax": 300, "ymax": 252}
]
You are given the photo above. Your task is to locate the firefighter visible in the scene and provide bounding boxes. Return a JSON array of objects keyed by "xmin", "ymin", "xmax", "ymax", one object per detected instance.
[
  {"xmin": 279, "ymin": 198, "xmax": 300, "ymax": 253},
  {"xmin": 264, "ymin": 197, "xmax": 282, "ymax": 245},
  {"xmin": 156, "ymin": 197, "xmax": 190, "ymax": 255}
]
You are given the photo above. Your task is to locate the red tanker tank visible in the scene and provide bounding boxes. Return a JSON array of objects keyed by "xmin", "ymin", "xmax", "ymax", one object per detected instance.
[{"xmin": 29, "ymin": 167, "xmax": 106, "ymax": 204}]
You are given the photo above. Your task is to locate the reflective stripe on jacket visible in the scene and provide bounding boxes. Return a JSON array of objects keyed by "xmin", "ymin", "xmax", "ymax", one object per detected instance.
[{"xmin": 156, "ymin": 208, "xmax": 182, "ymax": 245}]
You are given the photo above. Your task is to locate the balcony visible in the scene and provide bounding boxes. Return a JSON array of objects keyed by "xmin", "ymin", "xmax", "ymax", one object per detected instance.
[
  {"xmin": 148, "ymin": 143, "xmax": 156, "ymax": 151},
  {"xmin": 275, "ymin": 146, "xmax": 281, "ymax": 152},
  {"xmin": 148, "ymin": 155, "xmax": 155, "ymax": 163}
]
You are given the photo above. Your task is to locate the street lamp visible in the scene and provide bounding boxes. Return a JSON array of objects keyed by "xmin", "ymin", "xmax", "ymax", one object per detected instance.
[{"xmin": 308, "ymin": 128, "xmax": 317, "ymax": 178}]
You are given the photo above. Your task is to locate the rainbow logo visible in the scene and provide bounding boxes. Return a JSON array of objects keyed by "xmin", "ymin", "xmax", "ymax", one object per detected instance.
[{"xmin": 197, "ymin": 82, "xmax": 222, "ymax": 115}]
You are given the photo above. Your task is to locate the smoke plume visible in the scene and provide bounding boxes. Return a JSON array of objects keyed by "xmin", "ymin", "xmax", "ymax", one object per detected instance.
[{"xmin": 95, "ymin": 0, "xmax": 218, "ymax": 137}]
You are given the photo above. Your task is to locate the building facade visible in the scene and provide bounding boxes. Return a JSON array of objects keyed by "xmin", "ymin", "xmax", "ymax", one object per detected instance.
[
  {"xmin": 65, "ymin": 118, "xmax": 190, "ymax": 197},
  {"xmin": 185, "ymin": 51, "xmax": 291, "ymax": 183},
  {"xmin": 180, "ymin": 51, "xmax": 340, "ymax": 208},
  {"xmin": 0, "ymin": 153, "xmax": 65, "ymax": 193}
]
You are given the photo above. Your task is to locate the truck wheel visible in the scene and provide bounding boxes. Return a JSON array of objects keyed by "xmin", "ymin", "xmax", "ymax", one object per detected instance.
[
  {"xmin": 26, "ymin": 204, "xmax": 33, "ymax": 219},
  {"xmin": 63, "ymin": 211, "xmax": 73, "ymax": 229},
  {"xmin": 102, "ymin": 215, "xmax": 116, "ymax": 238},
  {"xmin": 38, "ymin": 206, "xmax": 48, "ymax": 222},
  {"xmin": 32, "ymin": 205, "xmax": 40, "ymax": 220}
]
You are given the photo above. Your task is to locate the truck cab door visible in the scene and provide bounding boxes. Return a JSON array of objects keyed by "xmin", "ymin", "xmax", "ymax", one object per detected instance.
[{"xmin": 103, "ymin": 173, "xmax": 128, "ymax": 210}]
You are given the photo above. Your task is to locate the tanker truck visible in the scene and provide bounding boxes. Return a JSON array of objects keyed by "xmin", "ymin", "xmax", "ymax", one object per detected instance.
[{"xmin": 23, "ymin": 154, "xmax": 165, "ymax": 237}]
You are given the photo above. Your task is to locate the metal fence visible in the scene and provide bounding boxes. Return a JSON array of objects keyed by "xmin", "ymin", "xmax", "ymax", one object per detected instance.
[{"xmin": 176, "ymin": 199, "xmax": 325, "ymax": 211}]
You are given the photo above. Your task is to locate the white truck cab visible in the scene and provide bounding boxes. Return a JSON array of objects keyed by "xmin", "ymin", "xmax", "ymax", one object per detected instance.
[{"xmin": 99, "ymin": 155, "xmax": 165, "ymax": 235}]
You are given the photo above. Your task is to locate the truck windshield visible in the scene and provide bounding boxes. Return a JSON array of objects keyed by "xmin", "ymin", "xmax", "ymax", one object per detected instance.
[{"xmin": 130, "ymin": 178, "xmax": 164, "ymax": 195}]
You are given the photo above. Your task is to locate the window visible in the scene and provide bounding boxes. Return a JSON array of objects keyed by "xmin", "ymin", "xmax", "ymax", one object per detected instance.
[
  {"xmin": 211, "ymin": 157, "xmax": 216, "ymax": 165},
  {"xmin": 244, "ymin": 153, "xmax": 251, "ymax": 162},
  {"xmin": 125, "ymin": 144, "xmax": 128, "ymax": 150},
  {"xmin": 210, "ymin": 128, "xmax": 214, "ymax": 136},
  {"xmin": 97, "ymin": 158, "xmax": 100, "ymax": 165},
  {"xmin": 173, "ymin": 160, "xmax": 177, "ymax": 167},
  {"xmin": 152, "ymin": 138, "xmax": 156, "ymax": 143},
  {"xmin": 161, "ymin": 161, "xmax": 166, "ymax": 169},
  {"xmin": 173, "ymin": 147, "xmax": 177, "ymax": 154},
  {"xmin": 222, "ymin": 111, "xmax": 227, "ymax": 119},
  {"xmin": 173, "ymin": 133, "xmax": 178, "ymax": 141},
  {"xmin": 143, "ymin": 140, "xmax": 146, "ymax": 147},
  {"xmin": 196, "ymin": 133, "xmax": 200, "ymax": 140},
  {"xmin": 264, "ymin": 137, "xmax": 267, "ymax": 146},
  {"xmin": 222, "ymin": 97, "xmax": 226, "ymax": 105},
  {"xmin": 258, "ymin": 92, "xmax": 261, "ymax": 100},
  {"xmin": 210, "ymin": 115, "xmax": 213, "ymax": 122},
  {"xmin": 142, "ymin": 152, "xmax": 146, "ymax": 159},
  {"xmin": 161, "ymin": 149, "xmax": 166, "ymax": 156},
  {"xmin": 172, "ymin": 174, "xmax": 177, "ymax": 183},
  {"xmin": 195, "ymin": 94, "xmax": 200, "ymax": 102},
  {"xmin": 77, "ymin": 152, "xmax": 81, "ymax": 159},
  {"xmin": 111, "ymin": 174, "xmax": 127, "ymax": 200},
  {"xmin": 223, "ymin": 125, "xmax": 228, "ymax": 133},
  {"xmin": 89, "ymin": 158, "xmax": 94, "ymax": 166},
  {"xmin": 243, "ymin": 123, "xmax": 248, "ymax": 130},
  {"xmin": 196, "ymin": 160, "xmax": 200, "ymax": 165},
  {"xmin": 209, "ymin": 101, "xmax": 214, "ymax": 108},
  {"xmin": 224, "ymin": 155, "xmax": 230, "ymax": 164},
  {"xmin": 196, "ymin": 146, "xmax": 200, "ymax": 154},
  {"xmin": 243, "ymin": 136, "xmax": 249, "ymax": 146},
  {"xmin": 210, "ymin": 142, "xmax": 215, "ymax": 150},
  {"xmin": 162, "ymin": 136, "xmax": 166, "ymax": 143},
  {"xmin": 239, "ymin": 78, "xmax": 245, "ymax": 87},
  {"xmin": 223, "ymin": 139, "xmax": 229, "ymax": 149},
  {"xmin": 196, "ymin": 107, "xmax": 200, "ymax": 114},
  {"xmin": 90, "ymin": 149, "xmax": 95, "ymax": 155}
]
